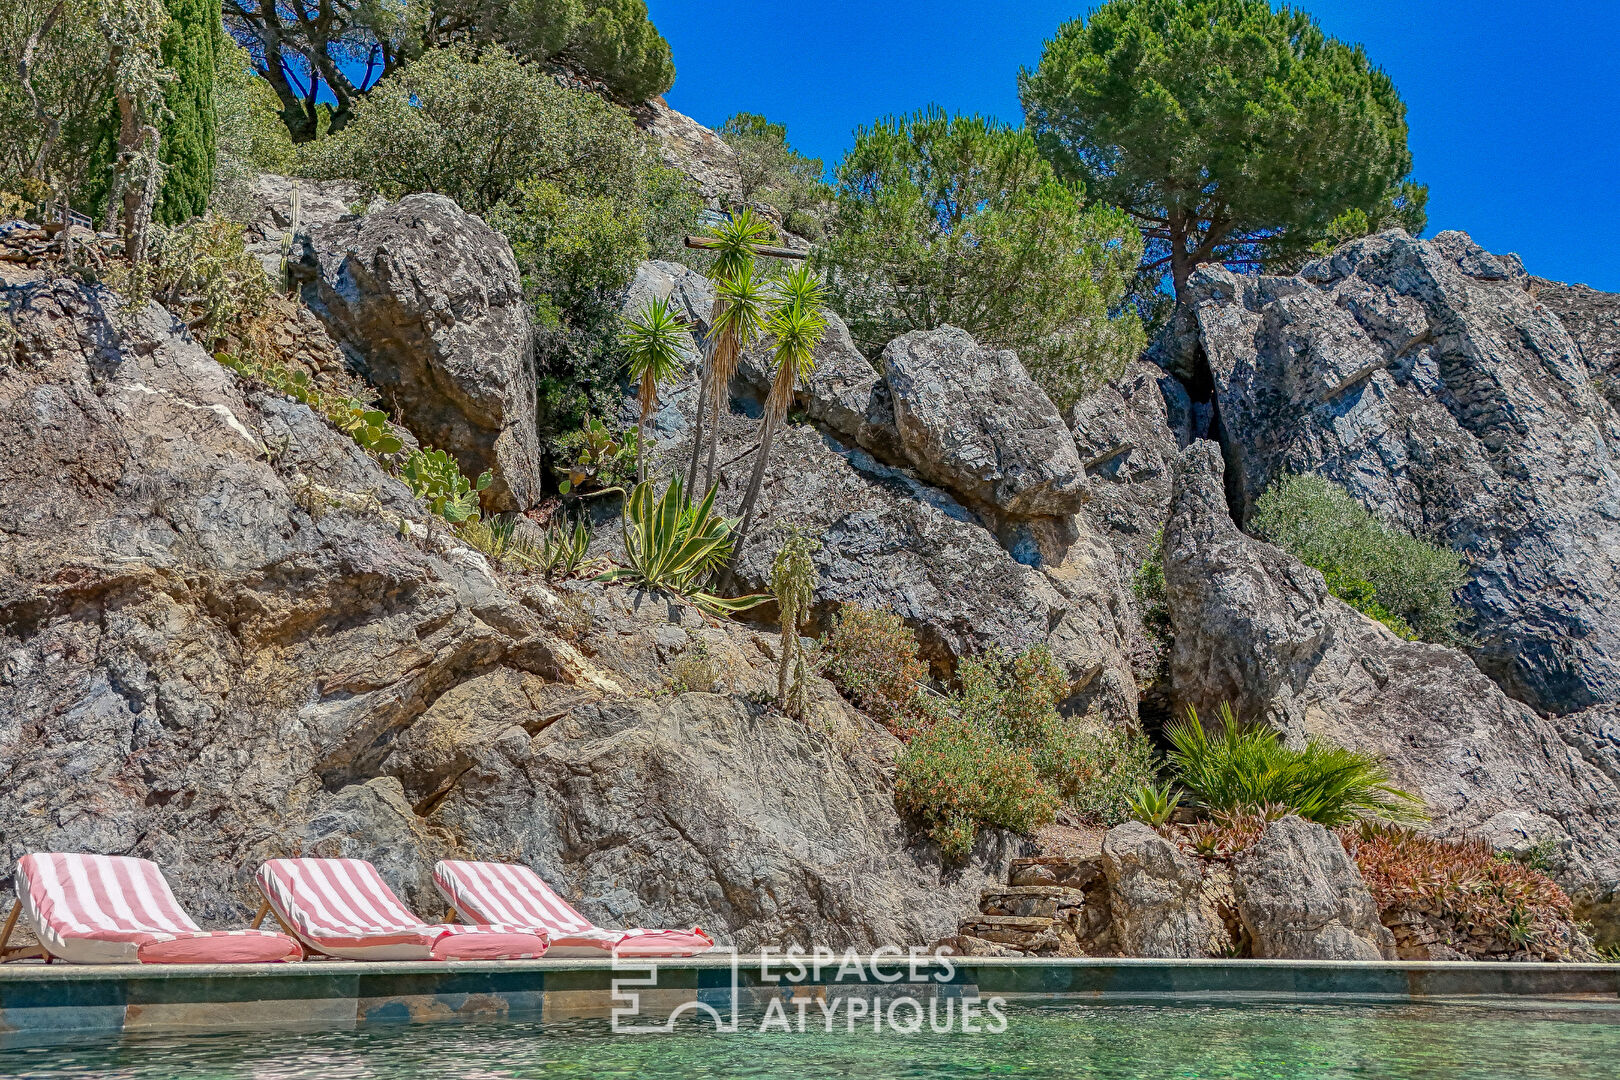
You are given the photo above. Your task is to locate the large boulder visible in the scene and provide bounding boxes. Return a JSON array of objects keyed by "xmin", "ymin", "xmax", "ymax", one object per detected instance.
[
  {"xmin": 1162, "ymin": 440, "xmax": 1620, "ymax": 922},
  {"xmin": 304, "ymin": 193, "xmax": 541, "ymax": 510},
  {"xmin": 1099, "ymin": 822, "xmax": 1230, "ymax": 958},
  {"xmin": 242, "ymin": 173, "xmax": 370, "ymax": 280},
  {"xmin": 1168, "ymin": 230, "xmax": 1620, "ymax": 714},
  {"xmin": 632, "ymin": 97, "xmax": 744, "ymax": 211},
  {"xmin": 1232, "ymin": 816, "xmax": 1394, "ymax": 960},
  {"xmin": 643, "ymin": 355, "xmax": 1139, "ymax": 723},
  {"xmin": 881, "ymin": 327, "xmax": 1088, "ymax": 518}
]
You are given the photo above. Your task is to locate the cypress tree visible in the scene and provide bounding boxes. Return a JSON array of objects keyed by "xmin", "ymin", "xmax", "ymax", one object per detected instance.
[{"xmin": 85, "ymin": 0, "xmax": 220, "ymax": 225}]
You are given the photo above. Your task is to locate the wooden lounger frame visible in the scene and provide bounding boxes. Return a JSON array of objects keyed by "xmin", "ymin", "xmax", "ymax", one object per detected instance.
[{"xmin": 0, "ymin": 899, "xmax": 50, "ymax": 963}]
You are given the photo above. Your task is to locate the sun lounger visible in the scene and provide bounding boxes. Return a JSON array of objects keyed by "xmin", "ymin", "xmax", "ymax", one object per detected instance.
[
  {"xmin": 2, "ymin": 853, "xmax": 300, "ymax": 964},
  {"xmin": 256, "ymin": 857, "xmax": 550, "ymax": 961},
  {"xmin": 433, "ymin": 859, "xmax": 714, "ymax": 957}
]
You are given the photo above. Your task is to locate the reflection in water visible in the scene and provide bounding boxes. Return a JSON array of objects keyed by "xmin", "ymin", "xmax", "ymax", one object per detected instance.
[{"xmin": 2, "ymin": 1001, "xmax": 1617, "ymax": 1079}]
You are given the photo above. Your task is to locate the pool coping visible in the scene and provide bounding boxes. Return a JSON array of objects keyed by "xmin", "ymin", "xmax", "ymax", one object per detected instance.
[{"xmin": 4, "ymin": 955, "xmax": 1618, "ymax": 1047}]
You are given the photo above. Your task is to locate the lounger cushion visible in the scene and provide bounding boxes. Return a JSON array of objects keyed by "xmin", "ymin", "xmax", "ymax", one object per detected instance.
[
  {"xmin": 14, "ymin": 853, "xmax": 299, "ymax": 965},
  {"xmin": 433, "ymin": 860, "xmax": 714, "ymax": 957},
  {"xmin": 256, "ymin": 858, "xmax": 549, "ymax": 961}
]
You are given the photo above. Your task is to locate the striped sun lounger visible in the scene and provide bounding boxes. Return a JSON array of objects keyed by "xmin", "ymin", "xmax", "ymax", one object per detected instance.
[
  {"xmin": 3, "ymin": 853, "xmax": 300, "ymax": 965},
  {"xmin": 256, "ymin": 858, "xmax": 551, "ymax": 961},
  {"xmin": 433, "ymin": 860, "xmax": 714, "ymax": 957}
]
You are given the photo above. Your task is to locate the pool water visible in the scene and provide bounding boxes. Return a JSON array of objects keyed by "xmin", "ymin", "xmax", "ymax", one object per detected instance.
[{"xmin": 2, "ymin": 1001, "xmax": 1616, "ymax": 1079}]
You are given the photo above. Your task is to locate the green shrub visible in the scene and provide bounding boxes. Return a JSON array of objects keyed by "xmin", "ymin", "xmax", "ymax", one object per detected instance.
[
  {"xmin": 1061, "ymin": 722, "xmax": 1162, "ymax": 826},
  {"xmin": 1166, "ymin": 703, "xmax": 1424, "ymax": 827},
  {"xmin": 1250, "ymin": 473, "xmax": 1469, "ymax": 644},
  {"xmin": 820, "ymin": 605, "xmax": 934, "ymax": 737},
  {"xmin": 895, "ymin": 715, "xmax": 1058, "ymax": 862},
  {"xmin": 818, "ymin": 107, "xmax": 1145, "ymax": 407},
  {"xmin": 717, "ymin": 113, "xmax": 832, "ymax": 239}
]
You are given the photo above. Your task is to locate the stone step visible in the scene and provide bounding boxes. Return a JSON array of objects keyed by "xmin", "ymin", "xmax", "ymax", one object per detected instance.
[
  {"xmin": 979, "ymin": 885, "xmax": 1088, "ymax": 918},
  {"xmin": 1007, "ymin": 855, "xmax": 1104, "ymax": 890},
  {"xmin": 956, "ymin": 914, "xmax": 1055, "ymax": 948}
]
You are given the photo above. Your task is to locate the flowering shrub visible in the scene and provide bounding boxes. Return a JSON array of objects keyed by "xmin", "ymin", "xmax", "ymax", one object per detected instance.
[
  {"xmin": 894, "ymin": 716, "xmax": 1058, "ymax": 861},
  {"xmin": 820, "ymin": 605, "xmax": 933, "ymax": 737},
  {"xmin": 1340, "ymin": 826, "xmax": 1575, "ymax": 950}
]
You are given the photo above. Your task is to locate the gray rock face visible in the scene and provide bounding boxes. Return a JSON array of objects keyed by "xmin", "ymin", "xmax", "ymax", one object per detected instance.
[
  {"xmin": 1162, "ymin": 440, "xmax": 1620, "ymax": 918},
  {"xmin": 0, "ymin": 275, "xmax": 1015, "ymax": 946},
  {"xmin": 633, "ymin": 97, "xmax": 743, "ymax": 211},
  {"xmin": 304, "ymin": 193, "xmax": 541, "ymax": 510},
  {"xmin": 882, "ymin": 327, "xmax": 1088, "ymax": 518},
  {"xmin": 428, "ymin": 694, "xmax": 1017, "ymax": 950},
  {"xmin": 1099, "ymin": 823, "xmax": 1229, "ymax": 958},
  {"xmin": 1232, "ymin": 817, "xmax": 1394, "ymax": 960},
  {"xmin": 242, "ymin": 173, "xmax": 370, "ymax": 279},
  {"xmin": 1069, "ymin": 360, "xmax": 1188, "ymax": 569},
  {"xmin": 1535, "ymin": 277, "xmax": 1620, "ymax": 411},
  {"xmin": 1170, "ymin": 230, "xmax": 1620, "ymax": 714},
  {"xmin": 644, "ymin": 363, "xmax": 1139, "ymax": 724}
]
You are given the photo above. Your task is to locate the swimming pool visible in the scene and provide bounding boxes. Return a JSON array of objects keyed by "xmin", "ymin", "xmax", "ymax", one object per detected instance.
[{"xmin": 3, "ymin": 1001, "xmax": 1617, "ymax": 1079}]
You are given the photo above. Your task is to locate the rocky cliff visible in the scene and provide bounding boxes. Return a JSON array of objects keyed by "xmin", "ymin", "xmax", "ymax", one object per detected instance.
[{"xmin": 5, "ymin": 147, "xmax": 1620, "ymax": 958}]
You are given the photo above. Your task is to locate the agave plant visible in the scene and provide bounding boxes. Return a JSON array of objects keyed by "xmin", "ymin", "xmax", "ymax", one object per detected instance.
[
  {"xmin": 509, "ymin": 516, "xmax": 596, "ymax": 579},
  {"xmin": 1126, "ymin": 781, "xmax": 1182, "ymax": 828},
  {"xmin": 688, "ymin": 209, "xmax": 774, "ymax": 491},
  {"xmin": 620, "ymin": 295, "xmax": 693, "ymax": 483},
  {"xmin": 730, "ymin": 264, "xmax": 829, "ymax": 570},
  {"xmin": 595, "ymin": 477, "xmax": 767, "ymax": 616}
]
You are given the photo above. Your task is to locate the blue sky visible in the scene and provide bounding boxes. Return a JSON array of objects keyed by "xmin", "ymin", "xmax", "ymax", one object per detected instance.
[{"xmin": 651, "ymin": 1, "xmax": 1620, "ymax": 290}]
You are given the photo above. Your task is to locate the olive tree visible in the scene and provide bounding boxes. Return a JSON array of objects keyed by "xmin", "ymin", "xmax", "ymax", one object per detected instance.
[
  {"xmin": 1020, "ymin": 0, "xmax": 1420, "ymax": 300},
  {"xmin": 818, "ymin": 107, "xmax": 1145, "ymax": 408}
]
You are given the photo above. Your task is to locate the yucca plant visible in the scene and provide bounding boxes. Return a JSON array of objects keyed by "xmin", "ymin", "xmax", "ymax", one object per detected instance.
[
  {"xmin": 689, "ymin": 209, "xmax": 774, "ymax": 491},
  {"xmin": 730, "ymin": 265, "xmax": 829, "ymax": 570},
  {"xmin": 595, "ymin": 477, "xmax": 768, "ymax": 617},
  {"xmin": 621, "ymin": 295, "xmax": 693, "ymax": 484},
  {"xmin": 1166, "ymin": 703, "xmax": 1425, "ymax": 827}
]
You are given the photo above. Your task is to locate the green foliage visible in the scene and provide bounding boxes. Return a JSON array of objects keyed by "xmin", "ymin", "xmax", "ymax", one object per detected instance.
[
  {"xmin": 821, "ymin": 605, "xmax": 935, "ymax": 737},
  {"xmin": 303, "ymin": 45, "xmax": 698, "ymax": 431},
  {"xmin": 148, "ymin": 0, "xmax": 218, "ymax": 223},
  {"xmin": 1250, "ymin": 473, "xmax": 1470, "ymax": 645},
  {"xmin": 225, "ymin": 0, "xmax": 672, "ymax": 143},
  {"xmin": 144, "ymin": 214, "xmax": 270, "ymax": 339},
  {"xmin": 512, "ymin": 516, "xmax": 595, "ymax": 580},
  {"xmin": 458, "ymin": 513, "xmax": 521, "ymax": 565},
  {"xmin": 1127, "ymin": 781, "xmax": 1181, "ymax": 828},
  {"xmin": 819, "ymin": 107, "xmax": 1144, "ymax": 408},
  {"xmin": 717, "ymin": 113, "xmax": 832, "ymax": 239},
  {"xmin": 1166, "ymin": 703, "xmax": 1425, "ymax": 827},
  {"xmin": 402, "ymin": 448, "xmax": 492, "ymax": 524},
  {"xmin": 771, "ymin": 527, "xmax": 820, "ymax": 718},
  {"xmin": 330, "ymin": 402, "xmax": 404, "ymax": 456},
  {"xmin": 1061, "ymin": 722, "xmax": 1162, "ymax": 826},
  {"xmin": 0, "ymin": 0, "xmax": 112, "ymax": 208},
  {"xmin": 894, "ymin": 715, "xmax": 1058, "ymax": 862},
  {"xmin": 554, "ymin": 415, "xmax": 638, "ymax": 496},
  {"xmin": 594, "ymin": 478, "xmax": 767, "ymax": 616},
  {"xmin": 1132, "ymin": 526, "xmax": 1170, "ymax": 640},
  {"xmin": 1020, "ymin": 0, "xmax": 1419, "ymax": 296},
  {"xmin": 209, "ymin": 34, "xmax": 295, "ymax": 221},
  {"xmin": 621, "ymin": 294, "xmax": 693, "ymax": 480}
]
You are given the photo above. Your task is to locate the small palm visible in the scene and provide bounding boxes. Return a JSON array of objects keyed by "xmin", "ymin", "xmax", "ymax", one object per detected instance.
[{"xmin": 621, "ymin": 295, "xmax": 693, "ymax": 483}]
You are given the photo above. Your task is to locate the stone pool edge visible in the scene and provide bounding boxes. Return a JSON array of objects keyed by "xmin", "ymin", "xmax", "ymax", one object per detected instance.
[{"xmin": 4, "ymin": 956, "xmax": 1618, "ymax": 1047}]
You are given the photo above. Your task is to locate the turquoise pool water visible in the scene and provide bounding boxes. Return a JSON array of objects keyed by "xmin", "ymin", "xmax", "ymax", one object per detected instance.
[{"xmin": 2, "ymin": 1001, "xmax": 1617, "ymax": 1078}]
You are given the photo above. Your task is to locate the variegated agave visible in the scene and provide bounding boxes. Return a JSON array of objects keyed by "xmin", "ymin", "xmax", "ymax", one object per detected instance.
[{"xmin": 595, "ymin": 478, "xmax": 767, "ymax": 617}]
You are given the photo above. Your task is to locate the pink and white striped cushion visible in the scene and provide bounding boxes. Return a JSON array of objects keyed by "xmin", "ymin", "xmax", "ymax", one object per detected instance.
[
  {"xmin": 14, "ymin": 853, "xmax": 300, "ymax": 965},
  {"xmin": 256, "ymin": 858, "xmax": 549, "ymax": 961},
  {"xmin": 433, "ymin": 860, "xmax": 714, "ymax": 958}
]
